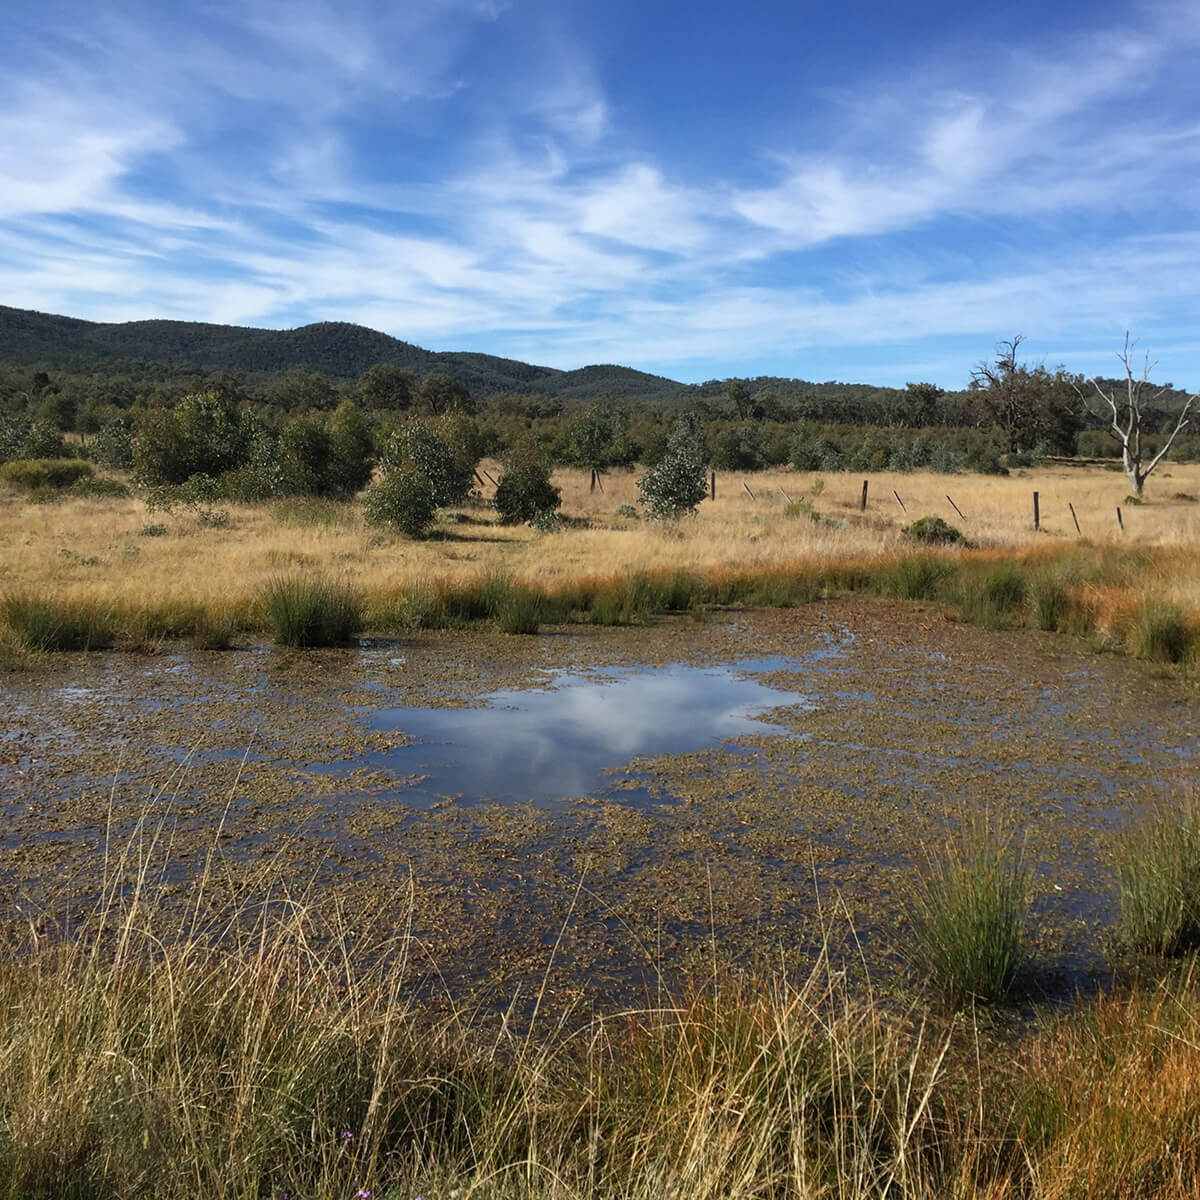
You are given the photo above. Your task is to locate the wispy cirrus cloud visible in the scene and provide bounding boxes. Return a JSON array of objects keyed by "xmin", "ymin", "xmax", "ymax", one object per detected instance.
[{"xmin": 2, "ymin": 1, "xmax": 1200, "ymax": 384}]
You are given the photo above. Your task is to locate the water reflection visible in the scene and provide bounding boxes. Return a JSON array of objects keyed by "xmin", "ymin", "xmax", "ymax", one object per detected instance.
[{"xmin": 364, "ymin": 656, "xmax": 817, "ymax": 807}]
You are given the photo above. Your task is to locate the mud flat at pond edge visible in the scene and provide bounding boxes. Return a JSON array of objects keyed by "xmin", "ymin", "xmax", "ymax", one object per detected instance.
[{"xmin": 1, "ymin": 597, "xmax": 1195, "ymax": 1012}]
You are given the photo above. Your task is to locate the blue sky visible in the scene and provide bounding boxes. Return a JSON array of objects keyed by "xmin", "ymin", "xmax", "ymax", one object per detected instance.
[{"xmin": 3, "ymin": 0, "xmax": 1200, "ymax": 388}]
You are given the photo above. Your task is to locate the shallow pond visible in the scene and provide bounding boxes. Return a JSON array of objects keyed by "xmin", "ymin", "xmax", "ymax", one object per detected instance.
[{"xmin": 2, "ymin": 599, "xmax": 1195, "ymax": 1009}]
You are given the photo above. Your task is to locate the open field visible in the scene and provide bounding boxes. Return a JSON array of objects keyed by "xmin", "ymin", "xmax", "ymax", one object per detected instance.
[{"xmin": 2, "ymin": 462, "xmax": 1200, "ymax": 655}]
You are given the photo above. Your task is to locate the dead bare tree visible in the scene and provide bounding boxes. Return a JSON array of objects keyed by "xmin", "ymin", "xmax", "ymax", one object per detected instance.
[{"xmin": 1075, "ymin": 333, "xmax": 1197, "ymax": 497}]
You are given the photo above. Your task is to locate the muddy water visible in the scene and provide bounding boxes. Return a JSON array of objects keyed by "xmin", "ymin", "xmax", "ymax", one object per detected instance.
[{"xmin": 1, "ymin": 598, "xmax": 1195, "ymax": 1009}]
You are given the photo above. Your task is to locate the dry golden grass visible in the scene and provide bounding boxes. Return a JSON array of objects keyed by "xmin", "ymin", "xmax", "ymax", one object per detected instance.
[{"xmin": 2, "ymin": 462, "xmax": 1199, "ymax": 630}]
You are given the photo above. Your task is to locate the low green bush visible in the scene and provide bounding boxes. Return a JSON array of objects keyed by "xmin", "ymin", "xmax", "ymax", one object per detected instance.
[
  {"xmin": 1117, "ymin": 801, "xmax": 1200, "ymax": 955},
  {"xmin": 262, "ymin": 575, "xmax": 364, "ymax": 647},
  {"xmin": 904, "ymin": 516, "xmax": 965, "ymax": 546},
  {"xmin": 0, "ymin": 458, "xmax": 94, "ymax": 491},
  {"xmin": 364, "ymin": 463, "xmax": 437, "ymax": 538},
  {"xmin": 904, "ymin": 819, "xmax": 1030, "ymax": 1006}
]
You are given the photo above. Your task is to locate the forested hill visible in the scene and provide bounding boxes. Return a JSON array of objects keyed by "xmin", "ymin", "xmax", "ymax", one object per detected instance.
[{"xmin": 0, "ymin": 306, "xmax": 690, "ymax": 403}]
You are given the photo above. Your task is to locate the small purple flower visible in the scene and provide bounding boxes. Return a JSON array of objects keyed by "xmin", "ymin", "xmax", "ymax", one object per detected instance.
[
  {"xmin": 341, "ymin": 1131, "xmax": 354, "ymax": 1141},
  {"xmin": 356, "ymin": 1191, "xmax": 372, "ymax": 1199}
]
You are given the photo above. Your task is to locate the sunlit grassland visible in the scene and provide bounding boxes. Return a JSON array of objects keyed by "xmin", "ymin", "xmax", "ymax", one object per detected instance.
[{"xmin": 1, "ymin": 462, "xmax": 1199, "ymax": 663}]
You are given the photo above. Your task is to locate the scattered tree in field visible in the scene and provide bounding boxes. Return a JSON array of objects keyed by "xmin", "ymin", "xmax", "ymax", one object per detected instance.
[
  {"xmin": 364, "ymin": 461, "xmax": 437, "ymax": 538},
  {"xmin": 637, "ymin": 412, "xmax": 708, "ymax": 520},
  {"xmin": 379, "ymin": 419, "xmax": 474, "ymax": 508},
  {"xmin": 269, "ymin": 368, "xmax": 340, "ymax": 412},
  {"xmin": 494, "ymin": 439, "xmax": 561, "ymax": 525},
  {"xmin": 1075, "ymin": 333, "xmax": 1198, "ymax": 497},
  {"xmin": 969, "ymin": 336, "xmax": 1082, "ymax": 454}
]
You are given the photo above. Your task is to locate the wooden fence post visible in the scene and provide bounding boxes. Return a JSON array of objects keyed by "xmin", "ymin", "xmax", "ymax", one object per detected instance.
[
  {"xmin": 860, "ymin": 479, "xmax": 869, "ymax": 511},
  {"xmin": 1033, "ymin": 491, "xmax": 1040, "ymax": 531},
  {"xmin": 1069, "ymin": 502, "xmax": 1081, "ymax": 534},
  {"xmin": 946, "ymin": 495, "xmax": 965, "ymax": 520},
  {"xmin": 743, "ymin": 481, "xmax": 756, "ymax": 500},
  {"xmin": 1117, "ymin": 505, "xmax": 1124, "ymax": 532},
  {"xmin": 893, "ymin": 489, "xmax": 906, "ymax": 513},
  {"xmin": 710, "ymin": 471, "xmax": 716, "ymax": 501}
]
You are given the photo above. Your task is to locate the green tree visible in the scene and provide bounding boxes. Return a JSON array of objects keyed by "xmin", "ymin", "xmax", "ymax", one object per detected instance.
[
  {"xmin": 277, "ymin": 418, "xmax": 333, "ymax": 496},
  {"xmin": 969, "ymin": 337, "xmax": 1082, "ymax": 454},
  {"xmin": 327, "ymin": 401, "xmax": 375, "ymax": 497},
  {"xmin": 269, "ymin": 369, "xmax": 340, "ymax": 413},
  {"xmin": 637, "ymin": 413, "xmax": 708, "ymax": 520},
  {"xmin": 418, "ymin": 372, "xmax": 474, "ymax": 416},
  {"xmin": 357, "ymin": 363, "xmax": 414, "ymax": 412},
  {"xmin": 364, "ymin": 462, "xmax": 437, "ymax": 538},
  {"xmin": 494, "ymin": 439, "xmax": 561, "ymax": 525},
  {"xmin": 132, "ymin": 390, "xmax": 252, "ymax": 485},
  {"xmin": 380, "ymin": 419, "xmax": 473, "ymax": 508}
]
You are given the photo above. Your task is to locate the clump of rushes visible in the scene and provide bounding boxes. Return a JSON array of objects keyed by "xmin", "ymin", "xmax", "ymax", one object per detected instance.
[
  {"xmin": 495, "ymin": 586, "xmax": 545, "ymax": 635},
  {"xmin": 1127, "ymin": 600, "xmax": 1192, "ymax": 664},
  {"xmin": 957, "ymin": 566, "xmax": 1029, "ymax": 629},
  {"xmin": 1029, "ymin": 573, "xmax": 1071, "ymax": 632},
  {"xmin": 905, "ymin": 818, "xmax": 1030, "ymax": 1006},
  {"xmin": 1116, "ymin": 800, "xmax": 1200, "ymax": 955},
  {"xmin": 263, "ymin": 575, "xmax": 364, "ymax": 647},
  {"xmin": 1, "ymin": 594, "xmax": 115, "ymax": 651},
  {"xmin": 879, "ymin": 555, "xmax": 956, "ymax": 601}
]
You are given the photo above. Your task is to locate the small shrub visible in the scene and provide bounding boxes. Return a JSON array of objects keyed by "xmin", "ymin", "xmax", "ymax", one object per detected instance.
[
  {"xmin": 0, "ymin": 458, "xmax": 94, "ymax": 491},
  {"xmin": 140, "ymin": 523, "xmax": 167, "ymax": 538},
  {"xmin": 905, "ymin": 819, "xmax": 1030, "ymax": 1006},
  {"xmin": 190, "ymin": 609, "xmax": 238, "ymax": 650},
  {"xmin": 1117, "ymin": 800, "xmax": 1200, "ymax": 955},
  {"xmin": 493, "ymin": 443, "xmax": 561, "ymax": 525},
  {"xmin": 1, "ymin": 594, "xmax": 116, "ymax": 651},
  {"xmin": 1128, "ymin": 601, "xmax": 1192, "ymax": 664},
  {"xmin": 1173, "ymin": 492, "xmax": 1198, "ymax": 503},
  {"xmin": 783, "ymin": 497, "xmax": 817, "ymax": 520},
  {"xmin": 262, "ymin": 576, "xmax": 364, "ymax": 647},
  {"xmin": 364, "ymin": 463, "xmax": 437, "ymax": 539},
  {"xmin": 904, "ymin": 516, "xmax": 964, "ymax": 546},
  {"xmin": 615, "ymin": 504, "xmax": 639, "ymax": 520},
  {"xmin": 880, "ymin": 556, "xmax": 955, "ymax": 601}
]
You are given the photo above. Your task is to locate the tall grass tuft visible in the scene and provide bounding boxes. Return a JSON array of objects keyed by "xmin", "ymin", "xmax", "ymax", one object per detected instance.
[
  {"xmin": 262, "ymin": 574, "xmax": 364, "ymax": 647},
  {"xmin": 1, "ymin": 593, "xmax": 116, "ymax": 651},
  {"xmin": 879, "ymin": 555, "xmax": 956, "ymax": 601},
  {"xmin": 495, "ymin": 586, "xmax": 545, "ymax": 634},
  {"xmin": 904, "ymin": 818, "xmax": 1030, "ymax": 1006},
  {"xmin": 1029, "ymin": 572, "xmax": 1072, "ymax": 631},
  {"xmin": 1116, "ymin": 800, "xmax": 1200, "ymax": 955},
  {"xmin": 957, "ymin": 566, "xmax": 1030, "ymax": 629},
  {"xmin": 1127, "ymin": 600, "xmax": 1193, "ymax": 664}
]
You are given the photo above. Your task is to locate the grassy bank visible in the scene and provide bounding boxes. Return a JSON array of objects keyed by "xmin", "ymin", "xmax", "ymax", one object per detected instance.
[
  {"xmin": 3, "ymin": 829, "xmax": 1200, "ymax": 1200},
  {"xmin": 3, "ymin": 541, "xmax": 1197, "ymax": 666}
]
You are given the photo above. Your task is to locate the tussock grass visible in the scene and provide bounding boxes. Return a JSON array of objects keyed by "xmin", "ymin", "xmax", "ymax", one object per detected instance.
[
  {"xmin": 957, "ymin": 565, "xmax": 1030, "ymax": 629},
  {"xmin": 1117, "ymin": 799, "xmax": 1200, "ymax": 955},
  {"xmin": 262, "ymin": 574, "xmax": 364, "ymax": 647},
  {"xmin": 905, "ymin": 818, "xmax": 1031, "ymax": 1006},
  {"xmin": 7, "ymin": 817, "xmax": 1200, "ymax": 1197},
  {"xmin": 878, "ymin": 554, "xmax": 957, "ymax": 601},
  {"xmin": 1127, "ymin": 600, "xmax": 1194, "ymax": 664},
  {"xmin": 0, "ymin": 593, "xmax": 116, "ymax": 651},
  {"xmin": 495, "ymin": 586, "xmax": 545, "ymax": 634}
]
